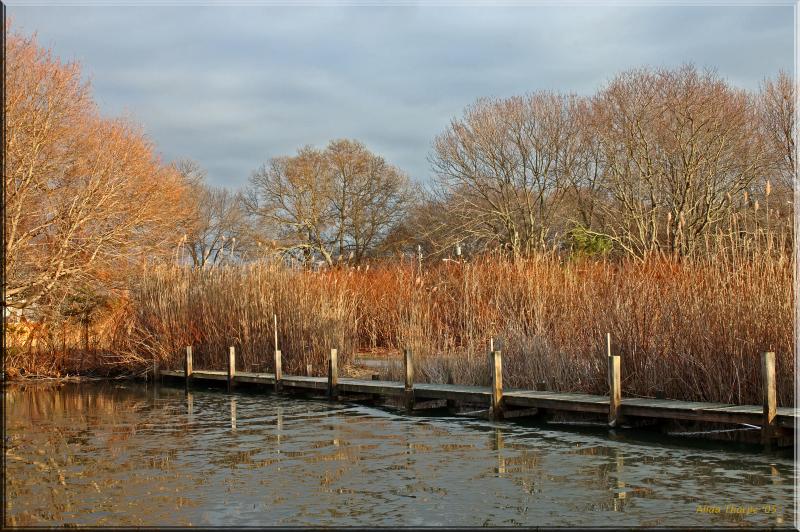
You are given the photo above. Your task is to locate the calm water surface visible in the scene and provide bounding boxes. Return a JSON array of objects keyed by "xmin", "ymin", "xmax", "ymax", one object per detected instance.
[{"xmin": 4, "ymin": 382, "xmax": 796, "ymax": 527}]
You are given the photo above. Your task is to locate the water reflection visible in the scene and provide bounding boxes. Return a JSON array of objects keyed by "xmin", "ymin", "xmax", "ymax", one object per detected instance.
[
  {"xmin": 230, "ymin": 397, "xmax": 237, "ymax": 432},
  {"xmin": 187, "ymin": 392, "xmax": 194, "ymax": 423},
  {"xmin": 4, "ymin": 382, "xmax": 795, "ymax": 527}
]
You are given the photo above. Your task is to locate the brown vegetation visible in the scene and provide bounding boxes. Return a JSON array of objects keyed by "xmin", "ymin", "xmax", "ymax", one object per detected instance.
[
  {"xmin": 3, "ymin": 23, "xmax": 794, "ymax": 411},
  {"xmin": 4, "ymin": 26, "xmax": 194, "ymax": 374},
  {"xmin": 121, "ymin": 243, "xmax": 793, "ymax": 406}
]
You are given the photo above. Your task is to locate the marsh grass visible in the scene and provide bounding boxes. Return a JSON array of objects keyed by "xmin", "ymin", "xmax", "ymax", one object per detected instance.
[
  {"xmin": 7, "ymin": 242, "xmax": 792, "ymax": 407},
  {"xmin": 126, "ymin": 249, "xmax": 792, "ymax": 406},
  {"xmin": 131, "ymin": 261, "xmax": 357, "ymax": 375}
]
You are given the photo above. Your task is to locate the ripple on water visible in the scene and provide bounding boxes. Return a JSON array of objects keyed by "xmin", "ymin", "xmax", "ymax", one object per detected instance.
[{"xmin": 4, "ymin": 382, "xmax": 795, "ymax": 527}]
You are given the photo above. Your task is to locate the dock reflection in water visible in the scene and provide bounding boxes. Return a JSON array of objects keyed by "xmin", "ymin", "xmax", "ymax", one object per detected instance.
[{"xmin": 4, "ymin": 382, "xmax": 794, "ymax": 527}]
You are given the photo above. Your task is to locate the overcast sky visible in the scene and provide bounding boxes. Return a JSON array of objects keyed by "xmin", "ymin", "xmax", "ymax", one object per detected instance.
[{"xmin": 9, "ymin": 3, "xmax": 795, "ymax": 188}]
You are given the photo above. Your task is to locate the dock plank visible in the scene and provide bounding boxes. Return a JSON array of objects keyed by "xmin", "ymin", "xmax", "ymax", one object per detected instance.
[
  {"xmin": 235, "ymin": 372, "xmax": 276, "ymax": 385},
  {"xmin": 505, "ymin": 390, "xmax": 609, "ymax": 413},
  {"xmin": 192, "ymin": 370, "xmax": 228, "ymax": 381},
  {"xmin": 280, "ymin": 375, "xmax": 328, "ymax": 391},
  {"xmin": 338, "ymin": 378, "xmax": 405, "ymax": 396},
  {"xmin": 414, "ymin": 383, "xmax": 491, "ymax": 403}
]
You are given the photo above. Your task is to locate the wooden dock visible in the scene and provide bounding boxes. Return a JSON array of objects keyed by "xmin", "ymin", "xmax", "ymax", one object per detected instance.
[{"xmin": 158, "ymin": 345, "xmax": 797, "ymax": 447}]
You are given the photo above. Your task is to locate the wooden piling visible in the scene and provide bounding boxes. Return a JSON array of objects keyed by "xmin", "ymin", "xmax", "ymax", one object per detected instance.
[
  {"xmin": 761, "ymin": 351, "xmax": 777, "ymax": 447},
  {"xmin": 274, "ymin": 349, "xmax": 282, "ymax": 392},
  {"xmin": 608, "ymin": 335, "xmax": 621, "ymax": 427},
  {"xmin": 404, "ymin": 348, "xmax": 415, "ymax": 411},
  {"xmin": 185, "ymin": 346, "xmax": 193, "ymax": 376},
  {"xmin": 328, "ymin": 348, "xmax": 338, "ymax": 398},
  {"xmin": 228, "ymin": 346, "xmax": 236, "ymax": 391},
  {"xmin": 490, "ymin": 350, "xmax": 503, "ymax": 420},
  {"xmin": 273, "ymin": 314, "xmax": 278, "ymax": 352},
  {"xmin": 273, "ymin": 313, "xmax": 282, "ymax": 391},
  {"xmin": 184, "ymin": 346, "xmax": 193, "ymax": 388}
]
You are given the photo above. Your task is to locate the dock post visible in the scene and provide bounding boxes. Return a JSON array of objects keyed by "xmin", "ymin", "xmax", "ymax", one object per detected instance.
[
  {"xmin": 607, "ymin": 334, "xmax": 622, "ymax": 427},
  {"xmin": 761, "ymin": 351, "xmax": 777, "ymax": 448},
  {"xmin": 404, "ymin": 348, "xmax": 415, "ymax": 411},
  {"xmin": 273, "ymin": 314, "xmax": 282, "ymax": 391},
  {"xmin": 274, "ymin": 349, "xmax": 282, "ymax": 392},
  {"xmin": 328, "ymin": 348, "xmax": 338, "ymax": 399},
  {"xmin": 490, "ymin": 350, "xmax": 504, "ymax": 420},
  {"xmin": 184, "ymin": 346, "xmax": 193, "ymax": 388},
  {"xmin": 228, "ymin": 346, "xmax": 236, "ymax": 391}
]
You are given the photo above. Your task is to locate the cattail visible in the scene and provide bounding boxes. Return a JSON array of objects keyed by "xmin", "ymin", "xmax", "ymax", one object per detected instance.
[
  {"xmin": 766, "ymin": 180, "xmax": 772, "ymax": 197},
  {"xmin": 754, "ymin": 200, "xmax": 760, "ymax": 212}
]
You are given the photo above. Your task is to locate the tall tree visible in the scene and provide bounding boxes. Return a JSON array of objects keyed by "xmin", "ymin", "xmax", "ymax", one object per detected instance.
[
  {"xmin": 430, "ymin": 93, "xmax": 585, "ymax": 259},
  {"xmin": 177, "ymin": 160, "xmax": 252, "ymax": 268},
  {"xmin": 247, "ymin": 146, "xmax": 337, "ymax": 266},
  {"xmin": 247, "ymin": 141, "xmax": 413, "ymax": 265},
  {"xmin": 327, "ymin": 139, "xmax": 414, "ymax": 262},
  {"xmin": 4, "ymin": 28, "xmax": 193, "ymax": 310},
  {"xmin": 758, "ymin": 71, "xmax": 795, "ymax": 235},
  {"xmin": 591, "ymin": 65, "xmax": 770, "ymax": 258}
]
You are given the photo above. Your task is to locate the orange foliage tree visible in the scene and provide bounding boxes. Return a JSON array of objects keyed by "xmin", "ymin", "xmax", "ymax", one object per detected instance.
[{"xmin": 4, "ymin": 27, "xmax": 194, "ymax": 316}]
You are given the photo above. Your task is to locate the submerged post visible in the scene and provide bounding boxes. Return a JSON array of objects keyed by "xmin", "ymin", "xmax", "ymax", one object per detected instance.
[
  {"xmin": 761, "ymin": 351, "xmax": 777, "ymax": 447},
  {"xmin": 607, "ymin": 334, "xmax": 622, "ymax": 427},
  {"xmin": 404, "ymin": 348, "xmax": 415, "ymax": 411},
  {"xmin": 490, "ymin": 350, "xmax": 503, "ymax": 420},
  {"xmin": 328, "ymin": 348, "xmax": 338, "ymax": 398},
  {"xmin": 185, "ymin": 346, "xmax": 193, "ymax": 388},
  {"xmin": 228, "ymin": 346, "xmax": 236, "ymax": 391}
]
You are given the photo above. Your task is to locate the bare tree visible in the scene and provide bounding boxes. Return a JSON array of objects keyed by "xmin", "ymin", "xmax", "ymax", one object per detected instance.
[
  {"xmin": 176, "ymin": 160, "xmax": 252, "ymax": 268},
  {"xmin": 591, "ymin": 65, "xmax": 770, "ymax": 258},
  {"xmin": 760, "ymin": 71, "xmax": 796, "ymax": 193},
  {"xmin": 327, "ymin": 139, "xmax": 414, "ymax": 262},
  {"xmin": 429, "ymin": 92, "xmax": 585, "ymax": 259},
  {"xmin": 247, "ymin": 147, "xmax": 337, "ymax": 266},
  {"xmin": 758, "ymin": 71, "xmax": 795, "ymax": 235},
  {"xmin": 247, "ymin": 141, "xmax": 413, "ymax": 265},
  {"xmin": 563, "ymin": 97, "xmax": 608, "ymax": 232}
]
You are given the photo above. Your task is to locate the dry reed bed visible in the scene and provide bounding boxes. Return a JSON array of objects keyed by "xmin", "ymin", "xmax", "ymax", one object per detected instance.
[
  {"xmin": 132, "ymin": 262, "xmax": 357, "ymax": 375},
  {"xmin": 129, "ymin": 254, "xmax": 793, "ymax": 407}
]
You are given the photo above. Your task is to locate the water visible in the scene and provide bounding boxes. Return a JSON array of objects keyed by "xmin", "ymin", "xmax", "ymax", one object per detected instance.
[{"xmin": 4, "ymin": 382, "xmax": 796, "ymax": 527}]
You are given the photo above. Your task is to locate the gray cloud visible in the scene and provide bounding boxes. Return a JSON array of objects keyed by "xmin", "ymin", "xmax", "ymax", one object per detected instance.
[{"xmin": 9, "ymin": 4, "xmax": 793, "ymax": 188}]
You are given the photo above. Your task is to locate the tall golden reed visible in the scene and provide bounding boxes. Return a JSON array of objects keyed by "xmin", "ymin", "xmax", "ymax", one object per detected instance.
[{"xmin": 129, "ymin": 248, "xmax": 793, "ymax": 406}]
